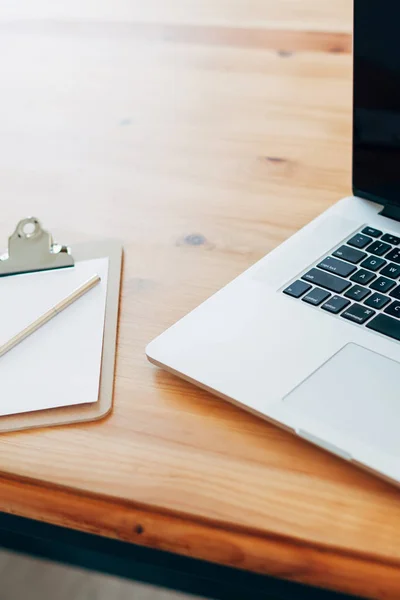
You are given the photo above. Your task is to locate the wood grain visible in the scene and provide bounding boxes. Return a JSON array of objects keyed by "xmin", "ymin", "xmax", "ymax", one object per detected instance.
[
  {"xmin": 1, "ymin": 477, "xmax": 400, "ymax": 600},
  {"xmin": 0, "ymin": 1, "xmax": 398, "ymax": 599}
]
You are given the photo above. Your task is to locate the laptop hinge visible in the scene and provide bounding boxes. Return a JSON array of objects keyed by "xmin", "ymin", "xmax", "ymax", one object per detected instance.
[{"xmin": 379, "ymin": 203, "xmax": 400, "ymax": 223}]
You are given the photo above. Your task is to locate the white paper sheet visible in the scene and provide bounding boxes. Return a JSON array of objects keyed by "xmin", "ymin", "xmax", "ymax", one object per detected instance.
[{"xmin": 0, "ymin": 257, "xmax": 109, "ymax": 416}]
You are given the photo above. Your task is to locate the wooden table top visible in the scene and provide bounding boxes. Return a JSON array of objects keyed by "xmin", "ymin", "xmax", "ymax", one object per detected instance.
[{"xmin": 0, "ymin": 1, "xmax": 399, "ymax": 598}]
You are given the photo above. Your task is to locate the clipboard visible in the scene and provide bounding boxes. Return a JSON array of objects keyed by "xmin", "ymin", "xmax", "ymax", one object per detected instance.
[{"xmin": 0, "ymin": 218, "xmax": 122, "ymax": 433}]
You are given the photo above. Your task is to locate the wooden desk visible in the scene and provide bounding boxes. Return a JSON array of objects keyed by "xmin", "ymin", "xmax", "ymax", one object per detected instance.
[{"xmin": 0, "ymin": 1, "xmax": 399, "ymax": 599}]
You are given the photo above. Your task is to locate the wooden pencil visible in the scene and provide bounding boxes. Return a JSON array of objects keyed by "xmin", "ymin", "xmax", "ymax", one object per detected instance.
[{"xmin": 0, "ymin": 274, "xmax": 101, "ymax": 358}]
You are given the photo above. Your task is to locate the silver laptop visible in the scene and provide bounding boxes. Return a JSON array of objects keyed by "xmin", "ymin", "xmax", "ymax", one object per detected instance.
[{"xmin": 147, "ymin": 1, "xmax": 400, "ymax": 486}]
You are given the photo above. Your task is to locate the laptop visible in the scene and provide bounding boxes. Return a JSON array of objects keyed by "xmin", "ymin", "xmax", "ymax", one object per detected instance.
[{"xmin": 147, "ymin": 1, "xmax": 400, "ymax": 486}]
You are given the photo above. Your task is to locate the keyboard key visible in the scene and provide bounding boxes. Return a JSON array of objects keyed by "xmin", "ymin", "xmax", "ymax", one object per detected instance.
[
  {"xmin": 283, "ymin": 280, "xmax": 311, "ymax": 298},
  {"xmin": 360, "ymin": 256, "xmax": 387, "ymax": 272},
  {"xmin": 350, "ymin": 269, "xmax": 376, "ymax": 285},
  {"xmin": 364, "ymin": 293, "xmax": 391, "ymax": 310},
  {"xmin": 301, "ymin": 269, "xmax": 351, "ymax": 294},
  {"xmin": 362, "ymin": 227, "xmax": 382, "ymax": 238},
  {"xmin": 317, "ymin": 257, "xmax": 356, "ymax": 277},
  {"xmin": 347, "ymin": 233, "xmax": 372, "ymax": 249},
  {"xmin": 370, "ymin": 277, "xmax": 396, "ymax": 293},
  {"xmin": 366, "ymin": 313, "xmax": 400, "ymax": 341},
  {"xmin": 302, "ymin": 288, "xmax": 331, "ymax": 306},
  {"xmin": 384, "ymin": 301, "xmax": 400, "ymax": 319},
  {"xmin": 390, "ymin": 285, "xmax": 400, "ymax": 300},
  {"xmin": 321, "ymin": 296, "xmax": 350, "ymax": 314},
  {"xmin": 332, "ymin": 246, "xmax": 367, "ymax": 264},
  {"xmin": 381, "ymin": 233, "xmax": 400, "ymax": 245},
  {"xmin": 366, "ymin": 241, "xmax": 391, "ymax": 256},
  {"xmin": 380, "ymin": 263, "xmax": 400, "ymax": 279},
  {"xmin": 344, "ymin": 285, "xmax": 370, "ymax": 301},
  {"xmin": 386, "ymin": 248, "xmax": 400, "ymax": 264},
  {"xmin": 341, "ymin": 304, "xmax": 376, "ymax": 324},
  {"xmin": 321, "ymin": 296, "xmax": 350, "ymax": 315}
]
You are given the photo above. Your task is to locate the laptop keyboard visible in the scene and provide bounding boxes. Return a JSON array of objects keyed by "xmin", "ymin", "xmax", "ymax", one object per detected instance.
[{"xmin": 283, "ymin": 226, "xmax": 400, "ymax": 342}]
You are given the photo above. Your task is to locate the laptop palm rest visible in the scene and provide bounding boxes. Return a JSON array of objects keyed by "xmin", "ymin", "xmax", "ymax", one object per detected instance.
[{"xmin": 284, "ymin": 343, "xmax": 400, "ymax": 458}]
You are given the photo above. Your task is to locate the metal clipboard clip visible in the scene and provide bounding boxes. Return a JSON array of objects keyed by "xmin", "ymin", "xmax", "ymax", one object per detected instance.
[{"xmin": 0, "ymin": 217, "xmax": 74, "ymax": 277}]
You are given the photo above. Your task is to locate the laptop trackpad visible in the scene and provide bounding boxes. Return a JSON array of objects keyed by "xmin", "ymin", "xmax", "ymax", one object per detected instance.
[{"xmin": 284, "ymin": 343, "xmax": 400, "ymax": 457}]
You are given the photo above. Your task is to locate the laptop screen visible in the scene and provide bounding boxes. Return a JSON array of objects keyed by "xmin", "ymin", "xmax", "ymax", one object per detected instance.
[{"xmin": 353, "ymin": 1, "xmax": 400, "ymax": 207}]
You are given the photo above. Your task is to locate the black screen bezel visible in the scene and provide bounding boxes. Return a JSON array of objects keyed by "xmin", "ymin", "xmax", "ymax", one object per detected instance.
[{"xmin": 352, "ymin": 0, "xmax": 397, "ymax": 207}]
